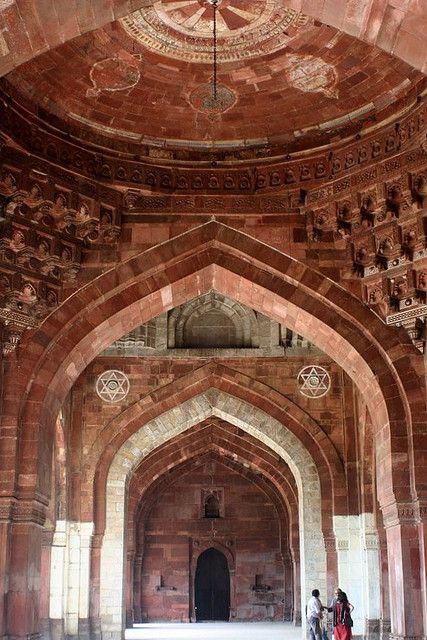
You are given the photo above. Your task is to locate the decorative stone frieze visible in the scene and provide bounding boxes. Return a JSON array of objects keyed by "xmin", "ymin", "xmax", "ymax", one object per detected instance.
[
  {"xmin": 381, "ymin": 500, "xmax": 426, "ymax": 528},
  {"xmin": 0, "ymin": 89, "xmax": 425, "ymax": 193},
  {"xmin": 0, "ymin": 497, "xmax": 47, "ymax": 525},
  {"xmin": 362, "ymin": 533, "xmax": 380, "ymax": 550}
]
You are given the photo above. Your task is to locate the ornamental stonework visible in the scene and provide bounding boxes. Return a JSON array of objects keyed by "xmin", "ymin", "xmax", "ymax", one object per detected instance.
[
  {"xmin": 0, "ymin": 164, "xmax": 121, "ymax": 355},
  {"xmin": 297, "ymin": 366, "xmax": 331, "ymax": 398},
  {"xmin": 121, "ymin": 1, "xmax": 309, "ymax": 63},
  {"xmin": 189, "ymin": 84, "xmax": 237, "ymax": 116},
  {"xmin": 0, "ymin": 88, "xmax": 425, "ymax": 191},
  {"xmin": 96, "ymin": 370, "xmax": 130, "ymax": 403}
]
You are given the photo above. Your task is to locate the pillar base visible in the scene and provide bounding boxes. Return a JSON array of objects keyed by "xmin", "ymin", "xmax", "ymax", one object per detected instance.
[
  {"xmin": 381, "ymin": 620, "xmax": 391, "ymax": 639},
  {"xmin": 49, "ymin": 619, "xmax": 65, "ymax": 640},
  {"xmin": 365, "ymin": 618, "xmax": 381, "ymax": 640},
  {"xmin": 293, "ymin": 612, "xmax": 302, "ymax": 625},
  {"xmin": 389, "ymin": 636, "xmax": 427, "ymax": 640},
  {"xmin": 283, "ymin": 608, "xmax": 293, "ymax": 622},
  {"xmin": 90, "ymin": 616, "xmax": 102, "ymax": 640}
]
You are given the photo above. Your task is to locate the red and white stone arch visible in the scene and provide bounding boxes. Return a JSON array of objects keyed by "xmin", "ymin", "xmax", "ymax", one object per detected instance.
[
  {"xmin": 1, "ymin": 221, "xmax": 425, "ymax": 639},
  {"xmin": 127, "ymin": 429, "xmax": 298, "ymax": 623},
  {"xmin": 99, "ymin": 389, "xmax": 325, "ymax": 638}
]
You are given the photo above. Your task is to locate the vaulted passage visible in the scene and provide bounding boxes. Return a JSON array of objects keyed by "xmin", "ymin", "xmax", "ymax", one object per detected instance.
[{"xmin": 0, "ymin": 3, "xmax": 426, "ymax": 640}]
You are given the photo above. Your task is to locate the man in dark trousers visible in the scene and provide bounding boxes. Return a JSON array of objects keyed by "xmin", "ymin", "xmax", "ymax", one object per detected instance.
[{"xmin": 307, "ymin": 588, "xmax": 324, "ymax": 640}]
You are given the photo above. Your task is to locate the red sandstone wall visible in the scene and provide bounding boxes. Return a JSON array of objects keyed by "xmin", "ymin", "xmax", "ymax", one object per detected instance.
[
  {"xmin": 140, "ymin": 462, "xmax": 284, "ymax": 622},
  {"xmin": 70, "ymin": 355, "xmax": 350, "ymax": 524},
  {"xmin": 83, "ymin": 356, "xmax": 345, "ymax": 454}
]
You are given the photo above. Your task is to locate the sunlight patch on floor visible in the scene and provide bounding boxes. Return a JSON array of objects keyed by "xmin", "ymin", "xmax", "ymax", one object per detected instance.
[{"xmin": 125, "ymin": 622, "xmax": 302, "ymax": 640}]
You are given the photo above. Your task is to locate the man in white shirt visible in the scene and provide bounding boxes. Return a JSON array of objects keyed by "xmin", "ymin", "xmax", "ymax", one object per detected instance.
[{"xmin": 307, "ymin": 588, "xmax": 324, "ymax": 640}]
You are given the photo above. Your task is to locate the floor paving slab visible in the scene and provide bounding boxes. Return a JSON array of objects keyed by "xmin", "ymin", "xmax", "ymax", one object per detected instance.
[{"xmin": 126, "ymin": 622, "xmax": 303, "ymax": 640}]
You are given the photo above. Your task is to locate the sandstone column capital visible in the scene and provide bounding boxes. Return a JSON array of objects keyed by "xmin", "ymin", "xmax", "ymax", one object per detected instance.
[
  {"xmin": 381, "ymin": 498, "xmax": 427, "ymax": 528},
  {"xmin": 0, "ymin": 496, "xmax": 47, "ymax": 525}
]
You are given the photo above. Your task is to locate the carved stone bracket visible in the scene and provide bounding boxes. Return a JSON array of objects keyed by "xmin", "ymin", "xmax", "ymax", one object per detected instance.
[
  {"xmin": 0, "ymin": 497, "xmax": 47, "ymax": 526},
  {"xmin": 0, "ymin": 172, "xmax": 121, "ymax": 353},
  {"xmin": 381, "ymin": 499, "xmax": 427, "ymax": 528},
  {"xmin": 0, "ymin": 307, "xmax": 39, "ymax": 355}
]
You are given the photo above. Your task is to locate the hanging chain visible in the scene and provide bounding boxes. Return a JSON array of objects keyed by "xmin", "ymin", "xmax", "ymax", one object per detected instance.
[{"xmin": 211, "ymin": 0, "xmax": 218, "ymax": 101}]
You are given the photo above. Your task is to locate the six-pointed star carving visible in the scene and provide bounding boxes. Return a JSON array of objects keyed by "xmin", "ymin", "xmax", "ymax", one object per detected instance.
[
  {"xmin": 96, "ymin": 370, "xmax": 129, "ymax": 403},
  {"xmin": 298, "ymin": 365, "xmax": 330, "ymax": 398}
]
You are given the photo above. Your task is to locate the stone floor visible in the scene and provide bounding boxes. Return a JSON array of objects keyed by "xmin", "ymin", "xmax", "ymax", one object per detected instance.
[{"xmin": 126, "ymin": 622, "xmax": 303, "ymax": 640}]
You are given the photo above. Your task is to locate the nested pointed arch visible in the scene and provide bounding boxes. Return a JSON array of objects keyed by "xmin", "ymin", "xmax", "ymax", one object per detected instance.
[
  {"xmin": 1, "ymin": 1, "xmax": 426, "ymax": 76},
  {"xmin": 127, "ymin": 421, "xmax": 299, "ymax": 549},
  {"xmin": 128, "ymin": 449, "xmax": 296, "ymax": 623},
  {"xmin": 99, "ymin": 387, "xmax": 327, "ymax": 630},
  {"xmin": 128, "ymin": 444, "xmax": 297, "ymax": 555},
  {"xmin": 13, "ymin": 220, "xmax": 425, "ymax": 508},
  {"xmin": 87, "ymin": 362, "xmax": 343, "ymax": 526}
]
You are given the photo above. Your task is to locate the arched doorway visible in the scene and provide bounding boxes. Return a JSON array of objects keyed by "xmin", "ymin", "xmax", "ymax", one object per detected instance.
[{"xmin": 195, "ymin": 548, "xmax": 230, "ymax": 622}]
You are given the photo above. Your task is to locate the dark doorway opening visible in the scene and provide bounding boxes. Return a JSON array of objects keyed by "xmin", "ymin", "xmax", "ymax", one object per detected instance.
[{"xmin": 195, "ymin": 548, "xmax": 230, "ymax": 622}]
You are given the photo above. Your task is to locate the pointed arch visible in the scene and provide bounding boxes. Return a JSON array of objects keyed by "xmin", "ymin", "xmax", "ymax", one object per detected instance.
[
  {"xmin": 14, "ymin": 221, "xmax": 424, "ymax": 511},
  {"xmin": 1, "ymin": 220, "xmax": 425, "ymax": 639},
  {"xmin": 83, "ymin": 362, "xmax": 344, "ymax": 534},
  {"xmin": 99, "ymin": 388, "xmax": 325, "ymax": 637}
]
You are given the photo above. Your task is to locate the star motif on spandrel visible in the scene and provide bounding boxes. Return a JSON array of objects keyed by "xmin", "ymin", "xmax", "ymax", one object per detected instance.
[
  {"xmin": 96, "ymin": 370, "xmax": 130, "ymax": 403},
  {"xmin": 297, "ymin": 365, "xmax": 330, "ymax": 398}
]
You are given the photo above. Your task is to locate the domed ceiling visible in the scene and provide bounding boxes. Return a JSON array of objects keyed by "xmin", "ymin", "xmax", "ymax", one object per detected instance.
[{"xmin": 2, "ymin": 0, "xmax": 425, "ymax": 154}]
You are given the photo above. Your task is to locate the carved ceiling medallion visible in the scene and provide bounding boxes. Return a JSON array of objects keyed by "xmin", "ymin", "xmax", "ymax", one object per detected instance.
[
  {"xmin": 189, "ymin": 83, "xmax": 237, "ymax": 114},
  {"xmin": 121, "ymin": 1, "xmax": 309, "ymax": 63}
]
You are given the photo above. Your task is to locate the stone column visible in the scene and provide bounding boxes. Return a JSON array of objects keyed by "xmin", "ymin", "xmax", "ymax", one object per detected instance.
[
  {"xmin": 133, "ymin": 553, "xmax": 143, "ymax": 623},
  {"xmin": 100, "ymin": 476, "xmax": 126, "ymax": 640},
  {"xmin": 377, "ymin": 510, "xmax": 391, "ymax": 639},
  {"xmin": 40, "ymin": 529, "xmax": 55, "ymax": 639},
  {"xmin": 6, "ymin": 499, "xmax": 47, "ymax": 639},
  {"xmin": 0, "ymin": 500, "xmax": 13, "ymax": 639},
  {"xmin": 361, "ymin": 514, "xmax": 381, "ymax": 640},
  {"xmin": 282, "ymin": 551, "xmax": 293, "ymax": 621},
  {"xmin": 0, "ymin": 358, "xmax": 23, "ymax": 637},
  {"xmin": 418, "ymin": 516, "xmax": 427, "ymax": 639},
  {"xmin": 65, "ymin": 522, "xmax": 94, "ymax": 638},
  {"xmin": 89, "ymin": 533, "xmax": 103, "ymax": 640},
  {"xmin": 333, "ymin": 514, "xmax": 373, "ymax": 636},
  {"xmin": 125, "ymin": 551, "xmax": 134, "ymax": 628},
  {"xmin": 291, "ymin": 550, "xmax": 301, "ymax": 625},
  {"xmin": 302, "ymin": 530, "xmax": 327, "ymax": 629},
  {"xmin": 382, "ymin": 500, "xmax": 426, "ymax": 640},
  {"xmin": 49, "ymin": 521, "xmax": 68, "ymax": 640},
  {"xmin": 323, "ymin": 531, "xmax": 338, "ymax": 599}
]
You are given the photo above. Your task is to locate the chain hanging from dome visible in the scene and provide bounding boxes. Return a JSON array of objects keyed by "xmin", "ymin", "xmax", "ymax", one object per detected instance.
[{"xmin": 209, "ymin": 0, "xmax": 220, "ymax": 103}]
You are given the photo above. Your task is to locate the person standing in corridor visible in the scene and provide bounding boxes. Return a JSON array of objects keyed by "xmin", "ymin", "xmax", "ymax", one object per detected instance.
[
  {"xmin": 328, "ymin": 589, "xmax": 354, "ymax": 640},
  {"xmin": 307, "ymin": 588, "xmax": 324, "ymax": 640}
]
